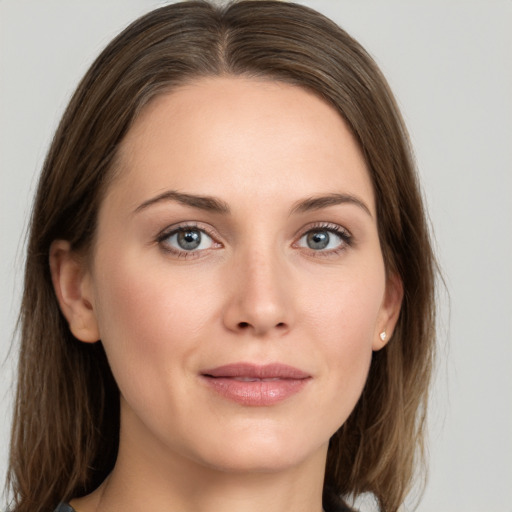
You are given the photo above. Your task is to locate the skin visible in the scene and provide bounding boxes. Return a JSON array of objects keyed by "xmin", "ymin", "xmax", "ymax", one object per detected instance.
[{"xmin": 50, "ymin": 77, "xmax": 402, "ymax": 512}]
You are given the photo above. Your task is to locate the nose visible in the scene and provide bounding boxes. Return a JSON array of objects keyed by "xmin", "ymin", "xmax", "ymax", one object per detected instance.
[{"xmin": 222, "ymin": 248, "xmax": 294, "ymax": 337}]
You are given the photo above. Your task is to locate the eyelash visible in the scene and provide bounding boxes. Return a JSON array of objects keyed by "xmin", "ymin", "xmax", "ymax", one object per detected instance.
[
  {"xmin": 295, "ymin": 222, "xmax": 353, "ymax": 257},
  {"xmin": 156, "ymin": 222, "xmax": 353, "ymax": 259},
  {"xmin": 156, "ymin": 223, "xmax": 220, "ymax": 259}
]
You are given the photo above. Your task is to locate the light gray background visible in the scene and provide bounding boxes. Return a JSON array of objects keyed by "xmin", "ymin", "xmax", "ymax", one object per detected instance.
[{"xmin": 1, "ymin": 1, "xmax": 511, "ymax": 511}]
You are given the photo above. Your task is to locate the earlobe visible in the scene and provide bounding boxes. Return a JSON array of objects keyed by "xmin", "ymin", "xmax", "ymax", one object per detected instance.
[
  {"xmin": 49, "ymin": 240, "xmax": 100, "ymax": 343},
  {"xmin": 373, "ymin": 272, "xmax": 403, "ymax": 351}
]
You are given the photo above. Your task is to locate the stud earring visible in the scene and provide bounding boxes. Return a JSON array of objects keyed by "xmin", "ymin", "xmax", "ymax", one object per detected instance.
[{"xmin": 379, "ymin": 331, "xmax": 387, "ymax": 341}]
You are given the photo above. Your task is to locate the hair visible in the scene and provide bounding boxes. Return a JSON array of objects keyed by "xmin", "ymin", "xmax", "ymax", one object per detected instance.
[{"xmin": 7, "ymin": 2, "xmax": 437, "ymax": 511}]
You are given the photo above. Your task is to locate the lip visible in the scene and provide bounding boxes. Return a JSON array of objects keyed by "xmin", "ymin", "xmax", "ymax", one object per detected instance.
[{"xmin": 200, "ymin": 363, "xmax": 311, "ymax": 406}]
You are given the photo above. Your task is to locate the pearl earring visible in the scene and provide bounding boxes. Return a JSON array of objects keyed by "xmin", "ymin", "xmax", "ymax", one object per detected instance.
[{"xmin": 379, "ymin": 331, "xmax": 387, "ymax": 341}]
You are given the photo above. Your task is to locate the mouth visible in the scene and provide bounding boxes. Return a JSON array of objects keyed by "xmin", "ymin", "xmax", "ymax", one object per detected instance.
[{"xmin": 200, "ymin": 363, "xmax": 311, "ymax": 406}]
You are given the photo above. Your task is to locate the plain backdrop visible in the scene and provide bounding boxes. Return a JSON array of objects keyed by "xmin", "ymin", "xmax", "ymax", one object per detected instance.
[{"xmin": 1, "ymin": 1, "xmax": 511, "ymax": 511}]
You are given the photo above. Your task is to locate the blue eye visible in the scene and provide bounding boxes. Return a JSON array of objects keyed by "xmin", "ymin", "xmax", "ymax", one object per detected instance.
[
  {"xmin": 161, "ymin": 227, "xmax": 215, "ymax": 252},
  {"xmin": 298, "ymin": 227, "xmax": 350, "ymax": 252}
]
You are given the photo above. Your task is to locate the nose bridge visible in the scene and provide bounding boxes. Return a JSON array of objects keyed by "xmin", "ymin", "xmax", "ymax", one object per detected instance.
[{"xmin": 223, "ymin": 240, "xmax": 293, "ymax": 336}]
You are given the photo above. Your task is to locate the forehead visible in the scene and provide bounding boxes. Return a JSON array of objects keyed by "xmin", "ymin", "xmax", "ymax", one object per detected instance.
[{"xmin": 110, "ymin": 76, "xmax": 375, "ymax": 214}]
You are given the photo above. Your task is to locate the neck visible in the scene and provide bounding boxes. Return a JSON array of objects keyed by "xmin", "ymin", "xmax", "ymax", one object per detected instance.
[{"xmin": 72, "ymin": 410, "xmax": 328, "ymax": 512}]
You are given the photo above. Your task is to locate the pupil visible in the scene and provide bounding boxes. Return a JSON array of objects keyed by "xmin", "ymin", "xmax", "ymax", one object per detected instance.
[
  {"xmin": 307, "ymin": 231, "xmax": 329, "ymax": 250},
  {"xmin": 178, "ymin": 230, "xmax": 201, "ymax": 250}
]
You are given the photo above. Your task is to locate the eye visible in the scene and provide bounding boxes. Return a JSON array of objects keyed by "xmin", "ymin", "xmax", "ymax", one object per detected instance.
[
  {"xmin": 158, "ymin": 225, "xmax": 217, "ymax": 254},
  {"xmin": 297, "ymin": 225, "xmax": 352, "ymax": 253}
]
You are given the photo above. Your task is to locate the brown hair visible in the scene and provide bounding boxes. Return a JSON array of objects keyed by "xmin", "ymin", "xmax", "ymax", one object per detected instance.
[{"xmin": 8, "ymin": 1, "xmax": 436, "ymax": 511}]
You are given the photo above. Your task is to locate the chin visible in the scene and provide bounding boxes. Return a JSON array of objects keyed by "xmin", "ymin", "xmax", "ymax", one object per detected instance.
[{"xmin": 186, "ymin": 426, "xmax": 328, "ymax": 475}]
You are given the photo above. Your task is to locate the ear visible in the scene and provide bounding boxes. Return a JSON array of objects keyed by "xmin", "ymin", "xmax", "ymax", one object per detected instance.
[
  {"xmin": 372, "ymin": 272, "xmax": 403, "ymax": 351},
  {"xmin": 49, "ymin": 240, "xmax": 100, "ymax": 343}
]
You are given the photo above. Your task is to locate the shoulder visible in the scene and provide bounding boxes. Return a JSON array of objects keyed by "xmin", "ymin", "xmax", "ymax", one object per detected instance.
[
  {"xmin": 54, "ymin": 504, "xmax": 76, "ymax": 512},
  {"xmin": 53, "ymin": 499, "xmax": 352, "ymax": 512}
]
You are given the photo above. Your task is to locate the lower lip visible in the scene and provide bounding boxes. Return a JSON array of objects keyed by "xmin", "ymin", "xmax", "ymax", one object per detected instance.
[{"xmin": 201, "ymin": 377, "xmax": 309, "ymax": 406}]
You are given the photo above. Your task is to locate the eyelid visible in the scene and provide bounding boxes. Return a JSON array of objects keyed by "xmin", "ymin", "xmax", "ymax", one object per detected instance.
[
  {"xmin": 156, "ymin": 222, "xmax": 222, "ymax": 257},
  {"xmin": 154, "ymin": 220, "xmax": 353, "ymax": 259},
  {"xmin": 294, "ymin": 221, "xmax": 352, "ymax": 239},
  {"xmin": 157, "ymin": 221, "xmax": 217, "ymax": 240},
  {"xmin": 293, "ymin": 222, "xmax": 353, "ymax": 253}
]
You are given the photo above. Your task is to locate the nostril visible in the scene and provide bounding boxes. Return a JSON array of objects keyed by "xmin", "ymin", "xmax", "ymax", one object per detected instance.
[{"xmin": 235, "ymin": 321, "xmax": 287, "ymax": 332}]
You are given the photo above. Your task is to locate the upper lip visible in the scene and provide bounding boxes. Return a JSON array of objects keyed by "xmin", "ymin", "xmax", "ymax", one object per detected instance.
[{"xmin": 201, "ymin": 363, "xmax": 310, "ymax": 380}]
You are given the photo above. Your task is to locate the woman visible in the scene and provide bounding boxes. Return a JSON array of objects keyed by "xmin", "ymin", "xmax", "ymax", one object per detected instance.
[{"xmin": 7, "ymin": 1, "xmax": 436, "ymax": 512}]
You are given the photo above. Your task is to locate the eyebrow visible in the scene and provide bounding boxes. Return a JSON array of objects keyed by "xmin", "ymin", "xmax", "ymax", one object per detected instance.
[
  {"xmin": 290, "ymin": 193, "xmax": 372, "ymax": 217},
  {"xmin": 134, "ymin": 190, "xmax": 231, "ymax": 215},
  {"xmin": 134, "ymin": 190, "xmax": 371, "ymax": 218}
]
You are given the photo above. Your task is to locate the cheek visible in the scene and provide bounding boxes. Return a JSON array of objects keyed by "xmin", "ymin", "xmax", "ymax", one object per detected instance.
[
  {"xmin": 89, "ymin": 255, "xmax": 229, "ymax": 447},
  {"xmin": 302, "ymin": 266, "xmax": 385, "ymax": 419},
  {"xmin": 90, "ymin": 236, "xmax": 386, "ymax": 443},
  {"xmin": 91, "ymin": 254, "xmax": 220, "ymax": 385},
  {"xmin": 96, "ymin": 244, "xmax": 213, "ymax": 327},
  {"xmin": 304, "ymin": 259, "xmax": 385, "ymax": 345}
]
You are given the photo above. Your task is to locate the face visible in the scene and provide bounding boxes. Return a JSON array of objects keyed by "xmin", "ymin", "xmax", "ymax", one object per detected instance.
[{"xmin": 59, "ymin": 77, "xmax": 401, "ymax": 476}]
